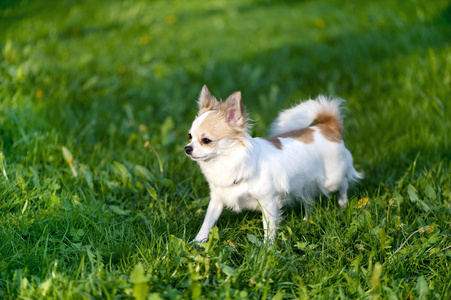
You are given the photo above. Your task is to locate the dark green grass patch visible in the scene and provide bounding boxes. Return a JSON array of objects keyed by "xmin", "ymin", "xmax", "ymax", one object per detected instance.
[{"xmin": 1, "ymin": 0, "xmax": 450, "ymax": 298}]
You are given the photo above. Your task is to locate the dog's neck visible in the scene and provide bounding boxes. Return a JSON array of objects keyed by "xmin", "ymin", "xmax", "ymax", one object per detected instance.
[{"xmin": 198, "ymin": 135, "xmax": 257, "ymax": 187}]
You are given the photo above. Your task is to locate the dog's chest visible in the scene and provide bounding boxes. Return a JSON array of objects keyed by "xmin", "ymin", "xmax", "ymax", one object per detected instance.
[
  {"xmin": 199, "ymin": 156, "xmax": 252, "ymax": 188},
  {"xmin": 212, "ymin": 183, "xmax": 260, "ymax": 212}
]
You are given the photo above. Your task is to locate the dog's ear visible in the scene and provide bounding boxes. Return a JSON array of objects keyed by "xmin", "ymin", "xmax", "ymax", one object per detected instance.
[
  {"xmin": 198, "ymin": 85, "xmax": 219, "ymax": 115},
  {"xmin": 224, "ymin": 91, "xmax": 246, "ymax": 127}
]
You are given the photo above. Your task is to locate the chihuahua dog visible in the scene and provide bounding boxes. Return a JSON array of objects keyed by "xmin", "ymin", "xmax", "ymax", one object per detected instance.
[{"xmin": 185, "ymin": 85, "xmax": 362, "ymax": 243}]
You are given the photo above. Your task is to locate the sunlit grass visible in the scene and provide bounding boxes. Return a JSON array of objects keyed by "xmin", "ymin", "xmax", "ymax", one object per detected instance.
[{"xmin": 1, "ymin": 0, "xmax": 450, "ymax": 298}]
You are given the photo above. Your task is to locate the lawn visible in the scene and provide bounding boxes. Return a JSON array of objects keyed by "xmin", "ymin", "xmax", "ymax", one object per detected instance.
[{"xmin": 1, "ymin": 0, "xmax": 450, "ymax": 298}]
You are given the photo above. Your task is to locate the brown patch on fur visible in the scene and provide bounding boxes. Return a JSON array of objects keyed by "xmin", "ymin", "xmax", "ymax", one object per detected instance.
[
  {"xmin": 313, "ymin": 112, "xmax": 342, "ymax": 143},
  {"xmin": 278, "ymin": 128, "xmax": 315, "ymax": 143},
  {"xmin": 198, "ymin": 97, "xmax": 220, "ymax": 116},
  {"xmin": 198, "ymin": 111, "xmax": 247, "ymax": 144},
  {"xmin": 216, "ymin": 92, "xmax": 249, "ymax": 130},
  {"xmin": 265, "ymin": 128, "xmax": 315, "ymax": 149},
  {"xmin": 265, "ymin": 137, "xmax": 282, "ymax": 149},
  {"xmin": 195, "ymin": 89, "xmax": 251, "ymax": 149},
  {"xmin": 197, "ymin": 89, "xmax": 250, "ymax": 131},
  {"xmin": 197, "ymin": 85, "xmax": 221, "ymax": 116}
]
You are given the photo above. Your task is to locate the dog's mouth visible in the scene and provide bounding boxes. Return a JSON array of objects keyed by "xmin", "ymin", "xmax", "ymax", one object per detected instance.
[
  {"xmin": 187, "ymin": 154, "xmax": 208, "ymax": 161},
  {"xmin": 185, "ymin": 151, "xmax": 212, "ymax": 162}
]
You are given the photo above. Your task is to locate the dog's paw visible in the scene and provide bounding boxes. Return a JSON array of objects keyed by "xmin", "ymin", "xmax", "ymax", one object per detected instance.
[
  {"xmin": 338, "ymin": 199, "xmax": 348, "ymax": 209},
  {"xmin": 189, "ymin": 237, "xmax": 209, "ymax": 245},
  {"xmin": 264, "ymin": 238, "xmax": 275, "ymax": 246}
]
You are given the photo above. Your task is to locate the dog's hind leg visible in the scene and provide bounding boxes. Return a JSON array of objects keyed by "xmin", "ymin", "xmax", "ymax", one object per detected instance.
[
  {"xmin": 337, "ymin": 180, "xmax": 348, "ymax": 208},
  {"xmin": 302, "ymin": 201, "xmax": 313, "ymax": 221}
]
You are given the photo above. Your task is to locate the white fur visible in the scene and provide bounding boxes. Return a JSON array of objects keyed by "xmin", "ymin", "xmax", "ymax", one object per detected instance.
[
  {"xmin": 269, "ymin": 95, "xmax": 343, "ymax": 136},
  {"xmin": 187, "ymin": 92, "xmax": 362, "ymax": 243},
  {"xmin": 188, "ymin": 111, "xmax": 218, "ymax": 161}
]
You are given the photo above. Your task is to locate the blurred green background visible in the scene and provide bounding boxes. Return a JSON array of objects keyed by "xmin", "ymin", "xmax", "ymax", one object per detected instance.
[
  {"xmin": 1, "ymin": 0, "xmax": 450, "ymax": 179},
  {"xmin": 1, "ymin": 0, "xmax": 451, "ymax": 298},
  {"xmin": 2, "ymin": 0, "xmax": 450, "ymax": 185}
]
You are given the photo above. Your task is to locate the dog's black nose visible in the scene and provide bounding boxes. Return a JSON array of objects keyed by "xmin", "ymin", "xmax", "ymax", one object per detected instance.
[{"xmin": 184, "ymin": 145, "xmax": 193, "ymax": 155}]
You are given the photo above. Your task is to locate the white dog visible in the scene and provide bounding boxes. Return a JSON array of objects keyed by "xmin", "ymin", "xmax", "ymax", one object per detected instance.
[{"xmin": 185, "ymin": 85, "xmax": 362, "ymax": 243}]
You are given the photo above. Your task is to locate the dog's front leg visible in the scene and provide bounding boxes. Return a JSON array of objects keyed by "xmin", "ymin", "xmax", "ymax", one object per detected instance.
[
  {"xmin": 192, "ymin": 194, "xmax": 224, "ymax": 243},
  {"xmin": 261, "ymin": 199, "xmax": 280, "ymax": 244}
]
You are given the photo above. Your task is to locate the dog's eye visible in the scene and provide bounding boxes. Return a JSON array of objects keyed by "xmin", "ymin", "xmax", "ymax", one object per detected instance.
[
  {"xmin": 202, "ymin": 138, "xmax": 212, "ymax": 144},
  {"xmin": 187, "ymin": 133, "xmax": 192, "ymax": 140}
]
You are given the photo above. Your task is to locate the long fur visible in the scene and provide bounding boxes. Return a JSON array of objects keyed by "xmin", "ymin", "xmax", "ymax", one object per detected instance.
[
  {"xmin": 186, "ymin": 86, "xmax": 362, "ymax": 243},
  {"xmin": 269, "ymin": 96, "xmax": 344, "ymax": 136}
]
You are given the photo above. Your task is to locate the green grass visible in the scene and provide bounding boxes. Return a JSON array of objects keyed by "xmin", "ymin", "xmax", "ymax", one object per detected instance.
[{"xmin": 1, "ymin": 0, "xmax": 451, "ymax": 298}]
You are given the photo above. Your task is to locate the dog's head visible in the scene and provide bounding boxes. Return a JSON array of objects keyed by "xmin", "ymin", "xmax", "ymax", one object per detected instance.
[{"xmin": 184, "ymin": 85, "xmax": 248, "ymax": 161}]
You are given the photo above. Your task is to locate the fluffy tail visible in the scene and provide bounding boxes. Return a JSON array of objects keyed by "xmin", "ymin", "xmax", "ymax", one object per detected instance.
[{"xmin": 269, "ymin": 95, "xmax": 344, "ymax": 136}]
